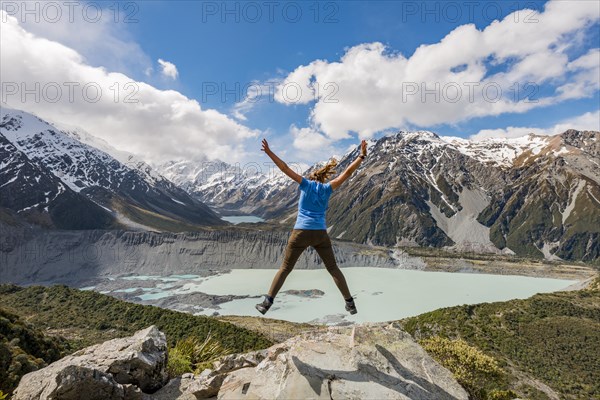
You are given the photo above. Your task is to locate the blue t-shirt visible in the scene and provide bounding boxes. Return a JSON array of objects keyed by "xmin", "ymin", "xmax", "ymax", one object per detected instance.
[{"xmin": 294, "ymin": 177, "xmax": 333, "ymax": 230}]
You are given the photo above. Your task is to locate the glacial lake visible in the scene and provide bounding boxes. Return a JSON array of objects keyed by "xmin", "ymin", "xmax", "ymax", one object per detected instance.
[
  {"xmin": 220, "ymin": 215, "xmax": 265, "ymax": 224},
  {"xmin": 104, "ymin": 268, "xmax": 576, "ymax": 325}
]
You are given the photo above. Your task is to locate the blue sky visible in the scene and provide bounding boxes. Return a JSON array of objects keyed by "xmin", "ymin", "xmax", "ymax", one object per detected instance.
[
  {"xmin": 1, "ymin": 0, "xmax": 599, "ymax": 164},
  {"xmin": 134, "ymin": 0, "xmax": 598, "ymax": 138}
]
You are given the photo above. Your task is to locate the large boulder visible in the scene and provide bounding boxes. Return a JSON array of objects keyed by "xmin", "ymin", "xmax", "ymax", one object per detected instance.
[
  {"xmin": 13, "ymin": 326, "xmax": 168, "ymax": 400},
  {"xmin": 217, "ymin": 322, "xmax": 468, "ymax": 400}
]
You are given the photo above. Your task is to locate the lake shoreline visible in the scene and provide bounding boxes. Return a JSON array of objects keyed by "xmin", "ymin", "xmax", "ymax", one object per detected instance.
[
  {"xmin": 69, "ymin": 259, "xmax": 595, "ymax": 295},
  {"xmin": 68, "ymin": 266, "xmax": 591, "ymax": 327},
  {"xmin": 407, "ymin": 257, "xmax": 596, "ymax": 282}
]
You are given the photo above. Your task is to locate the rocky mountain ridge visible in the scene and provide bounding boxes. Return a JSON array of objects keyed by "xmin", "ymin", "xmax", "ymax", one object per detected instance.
[
  {"xmin": 0, "ymin": 107, "xmax": 225, "ymax": 231},
  {"xmin": 0, "ymin": 133, "xmax": 116, "ymax": 230},
  {"xmin": 156, "ymin": 158, "xmax": 308, "ymax": 216}
]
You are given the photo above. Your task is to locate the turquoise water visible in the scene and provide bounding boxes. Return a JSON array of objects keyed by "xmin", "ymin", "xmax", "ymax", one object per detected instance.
[
  {"xmin": 121, "ymin": 274, "xmax": 202, "ymax": 282},
  {"xmin": 221, "ymin": 215, "xmax": 265, "ymax": 224},
  {"xmin": 115, "ymin": 268, "xmax": 576, "ymax": 324},
  {"xmin": 114, "ymin": 287, "xmax": 141, "ymax": 293}
]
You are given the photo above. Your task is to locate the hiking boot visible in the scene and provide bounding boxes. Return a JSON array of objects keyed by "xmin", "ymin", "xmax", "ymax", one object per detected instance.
[
  {"xmin": 345, "ymin": 297, "xmax": 357, "ymax": 315},
  {"xmin": 255, "ymin": 295, "xmax": 273, "ymax": 315}
]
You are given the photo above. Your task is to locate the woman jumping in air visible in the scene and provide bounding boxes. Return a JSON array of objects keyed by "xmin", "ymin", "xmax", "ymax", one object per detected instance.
[{"xmin": 255, "ymin": 138, "xmax": 368, "ymax": 316}]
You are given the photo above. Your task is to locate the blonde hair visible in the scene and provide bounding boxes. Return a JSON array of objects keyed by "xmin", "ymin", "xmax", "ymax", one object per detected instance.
[{"xmin": 309, "ymin": 158, "xmax": 338, "ymax": 183}]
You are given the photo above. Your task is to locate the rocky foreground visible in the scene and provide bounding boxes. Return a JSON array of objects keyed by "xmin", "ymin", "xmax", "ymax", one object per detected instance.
[{"xmin": 13, "ymin": 324, "xmax": 468, "ymax": 400}]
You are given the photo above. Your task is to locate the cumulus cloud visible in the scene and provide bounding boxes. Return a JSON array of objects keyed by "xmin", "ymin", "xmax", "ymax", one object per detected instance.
[
  {"xmin": 0, "ymin": 10, "xmax": 259, "ymax": 164},
  {"xmin": 157, "ymin": 59, "xmax": 178, "ymax": 80},
  {"xmin": 288, "ymin": 124, "xmax": 348, "ymax": 164},
  {"xmin": 550, "ymin": 109, "xmax": 600, "ymax": 133},
  {"xmin": 275, "ymin": 0, "xmax": 599, "ymax": 140},
  {"xmin": 291, "ymin": 125, "xmax": 332, "ymax": 151},
  {"xmin": 470, "ymin": 109, "xmax": 600, "ymax": 141},
  {"xmin": 0, "ymin": 1, "xmax": 152, "ymax": 77}
]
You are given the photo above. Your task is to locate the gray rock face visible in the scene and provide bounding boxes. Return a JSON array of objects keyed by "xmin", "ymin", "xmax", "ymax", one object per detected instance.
[
  {"xmin": 13, "ymin": 326, "xmax": 168, "ymax": 400},
  {"xmin": 0, "ymin": 228, "xmax": 402, "ymax": 285},
  {"xmin": 148, "ymin": 323, "xmax": 467, "ymax": 400},
  {"xmin": 12, "ymin": 324, "xmax": 467, "ymax": 400},
  {"xmin": 147, "ymin": 374, "xmax": 197, "ymax": 400},
  {"xmin": 216, "ymin": 323, "xmax": 468, "ymax": 400},
  {"xmin": 156, "ymin": 349, "xmax": 270, "ymax": 399}
]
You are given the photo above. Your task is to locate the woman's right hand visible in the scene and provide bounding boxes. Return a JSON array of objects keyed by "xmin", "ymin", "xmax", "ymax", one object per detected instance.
[
  {"xmin": 360, "ymin": 140, "xmax": 367, "ymax": 156},
  {"xmin": 261, "ymin": 138, "xmax": 271, "ymax": 154}
]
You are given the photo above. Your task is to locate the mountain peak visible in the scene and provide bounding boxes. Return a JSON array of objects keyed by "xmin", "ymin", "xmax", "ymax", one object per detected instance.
[{"xmin": 395, "ymin": 130, "xmax": 441, "ymax": 141}]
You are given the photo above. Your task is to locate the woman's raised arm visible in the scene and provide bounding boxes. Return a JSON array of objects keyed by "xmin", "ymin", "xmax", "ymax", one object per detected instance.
[
  {"xmin": 330, "ymin": 140, "xmax": 367, "ymax": 190},
  {"xmin": 261, "ymin": 138, "xmax": 302, "ymax": 184}
]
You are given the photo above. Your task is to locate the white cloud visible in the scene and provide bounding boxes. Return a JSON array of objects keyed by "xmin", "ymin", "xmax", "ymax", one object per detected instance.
[
  {"xmin": 291, "ymin": 125, "xmax": 332, "ymax": 151},
  {"xmin": 549, "ymin": 109, "xmax": 600, "ymax": 134},
  {"xmin": 470, "ymin": 109, "xmax": 600, "ymax": 140},
  {"xmin": 158, "ymin": 59, "xmax": 178, "ymax": 80},
  {"xmin": 556, "ymin": 48, "xmax": 600, "ymax": 100},
  {"xmin": 288, "ymin": 124, "xmax": 351, "ymax": 165},
  {"xmin": 0, "ymin": 10, "xmax": 259, "ymax": 164},
  {"xmin": 0, "ymin": 1, "xmax": 152, "ymax": 77},
  {"xmin": 275, "ymin": 0, "xmax": 600, "ymax": 141}
]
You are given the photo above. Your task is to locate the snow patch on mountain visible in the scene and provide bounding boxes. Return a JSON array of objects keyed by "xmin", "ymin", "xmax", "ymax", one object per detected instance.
[
  {"xmin": 441, "ymin": 134, "xmax": 552, "ymax": 167},
  {"xmin": 2, "ymin": 108, "xmax": 133, "ymax": 192},
  {"xmin": 54, "ymin": 122, "xmax": 166, "ymax": 186}
]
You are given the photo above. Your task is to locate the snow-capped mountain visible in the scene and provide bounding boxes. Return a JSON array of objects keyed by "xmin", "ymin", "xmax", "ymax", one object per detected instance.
[
  {"xmin": 53, "ymin": 121, "xmax": 167, "ymax": 188},
  {"xmin": 476, "ymin": 129, "xmax": 600, "ymax": 261},
  {"xmin": 441, "ymin": 132, "xmax": 597, "ymax": 170},
  {"xmin": 0, "ymin": 133, "xmax": 116, "ymax": 230},
  {"xmin": 156, "ymin": 159, "xmax": 310, "ymax": 215},
  {"xmin": 325, "ymin": 129, "xmax": 599, "ymax": 262},
  {"xmin": 0, "ymin": 107, "xmax": 225, "ymax": 231}
]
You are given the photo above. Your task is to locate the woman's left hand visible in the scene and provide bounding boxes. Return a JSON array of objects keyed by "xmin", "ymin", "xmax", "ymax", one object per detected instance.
[{"xmin": 360, "ymin": 139, "xmax": 367, "ymax": 156}]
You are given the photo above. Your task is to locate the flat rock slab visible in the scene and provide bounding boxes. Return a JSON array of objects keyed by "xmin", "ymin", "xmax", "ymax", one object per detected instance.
[{"xmin": 217, "ymin": 322, "xmax": 468, "ymax": 400}]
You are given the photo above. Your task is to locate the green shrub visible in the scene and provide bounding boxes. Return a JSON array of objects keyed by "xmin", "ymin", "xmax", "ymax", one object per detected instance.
[
  {"xmin": 488, "ymin": 389, "xmax": 518, "ymax": 400},
  {"xmin": 166, "ymin": 346, "xmax": 193, "ymax": 377},
  {"xmin": 0, "ymin": 308, "xmax": 68, "ymax": 396},
  {"xmin": 0, "ymin": 284, "xmax": 272, "ymax": 353},
  {"xmin": 404, "ymin": 288, "xmax": 600, "ymax": 399},
  {"xmin": 420, "ymin": 336, "xmax": 514, "ymax": 400},
  {"xmin": 0, "ymin": 285, "xmax": 274, "ymax": 396},
  {"xmin": 167, "ymin": 333, "xmax": 232, "ymax": 377}
]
